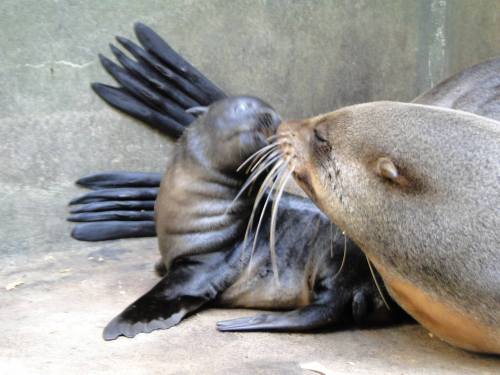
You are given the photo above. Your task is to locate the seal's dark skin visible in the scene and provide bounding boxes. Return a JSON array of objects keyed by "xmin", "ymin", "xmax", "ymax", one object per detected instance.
[{"xmin": 101, "ymin": 96, "xmax": 403, "ymax": 340}]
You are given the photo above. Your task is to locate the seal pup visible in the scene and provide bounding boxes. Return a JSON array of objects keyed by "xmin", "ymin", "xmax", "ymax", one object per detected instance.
[
  {"xmin": 277, "ymin": 102, "xmax": 500, "ymax": 353},
  {"xmin": 102, "ymin": 95, "xmax": 403, "ymax": 340}
]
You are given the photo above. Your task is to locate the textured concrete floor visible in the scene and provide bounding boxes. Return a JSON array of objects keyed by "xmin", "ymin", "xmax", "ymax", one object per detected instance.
[
  {"xmin": 2, "ymin": 1, "xmax": 500, "ymax": 374},
  {"xmin": 2, "ymin": 238, "xmax": 499, "ymax": 375}
]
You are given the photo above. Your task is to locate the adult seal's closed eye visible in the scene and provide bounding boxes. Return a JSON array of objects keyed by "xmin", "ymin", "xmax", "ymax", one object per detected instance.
[
  {"xmin": 278, "ymin": 101, "xmax": 500, "ymax": 354},
  {"xmin": 102, "ymin": 96, "xmax": 403, "ymax": 340}
]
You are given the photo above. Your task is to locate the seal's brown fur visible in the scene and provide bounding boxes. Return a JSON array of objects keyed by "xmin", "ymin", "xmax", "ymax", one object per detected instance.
[{"xmin": 279, "ymin": 102, "xmax": 500, "ymax": 353}]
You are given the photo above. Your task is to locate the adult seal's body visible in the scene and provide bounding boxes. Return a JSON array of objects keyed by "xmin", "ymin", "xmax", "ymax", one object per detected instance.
[
  {"xmin": 102, "ymin": 96, "xmax": 402, "ymax": 340},
  {"xmin": 278, "ymin": 99, "xmax": 500, "ymax": 353}
]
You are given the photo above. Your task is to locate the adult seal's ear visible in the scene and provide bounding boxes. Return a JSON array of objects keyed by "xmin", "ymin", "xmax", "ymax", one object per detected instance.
[{"xmin": 375, "ymin": 157, "xmax": 409, "ymax": 187}]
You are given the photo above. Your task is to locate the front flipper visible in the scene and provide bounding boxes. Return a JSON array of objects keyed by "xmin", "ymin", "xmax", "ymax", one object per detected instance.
[
  {"xmin": 103, "ymin": 275, "xmax": 208, "ymax": 340},
  {"xmin": 216, "ymin": 303, "xmax": 343, "ymax": 332},
  {"xmin": 104, "ymin": 249, "xmax": 242, "ymax": 340}
]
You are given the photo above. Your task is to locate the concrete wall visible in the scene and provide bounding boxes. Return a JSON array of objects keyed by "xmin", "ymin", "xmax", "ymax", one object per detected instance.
[{"xmin": 1, "ymin": 0, "xmax": 499, "ymax": 256}]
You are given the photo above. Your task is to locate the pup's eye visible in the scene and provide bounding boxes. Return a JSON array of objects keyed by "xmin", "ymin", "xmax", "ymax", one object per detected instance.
[{"xmin": 314, "ymin": 128, "xmax": 328, "ymax": 143}]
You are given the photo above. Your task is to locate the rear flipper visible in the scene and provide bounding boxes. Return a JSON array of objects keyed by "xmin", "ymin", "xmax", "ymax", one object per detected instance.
[
  {"xmin": 68, "ymin": 172, "xmax": 159, "ymax": 241},
  {"xmin": 94, "ymin": 22, "xmax": 227, "ymax": 138},
  {"xmin": 216, "ymin": 288, "xmax": 406, "ymax": 332},
  {"xmin": 216, "ymin": 303, "xmax": 343, "ymax": 332}
]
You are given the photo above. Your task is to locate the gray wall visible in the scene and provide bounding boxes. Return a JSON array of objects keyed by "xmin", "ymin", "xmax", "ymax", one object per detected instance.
[{"xmin": 1, "ymin": 0, "xmax": 499, "ymax": 256}]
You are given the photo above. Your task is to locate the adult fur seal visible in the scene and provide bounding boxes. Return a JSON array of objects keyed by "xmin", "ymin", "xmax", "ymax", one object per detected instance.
[
  {"xmin": 101, "ymin": 95, "xmax": 403, "ymax": 340},
  {"xmin": 277, "ymin": 102, "xmax": 500, "ymax": 353}
]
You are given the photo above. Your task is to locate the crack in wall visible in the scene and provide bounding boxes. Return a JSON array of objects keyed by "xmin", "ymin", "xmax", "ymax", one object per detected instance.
[{"xmin": 22, "ymin": 60, "xmax": 94, "ymax": 69}]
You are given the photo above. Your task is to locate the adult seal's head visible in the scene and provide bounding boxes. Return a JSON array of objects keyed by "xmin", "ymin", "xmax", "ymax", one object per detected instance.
[{"xmin": 278, "ymin": 102, "xmax": 500, "ymax": 354}]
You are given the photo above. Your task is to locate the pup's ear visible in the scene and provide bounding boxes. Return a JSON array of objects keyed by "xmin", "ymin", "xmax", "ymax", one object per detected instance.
[{"xmin": 186, "ymin": 106, "xmax": 209, "ymax": 116}]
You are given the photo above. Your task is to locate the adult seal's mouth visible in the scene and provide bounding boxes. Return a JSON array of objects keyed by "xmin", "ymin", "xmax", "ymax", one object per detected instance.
[{"xmin": 276, "ymin": 118, "xmax": 318, "ymax": 200}]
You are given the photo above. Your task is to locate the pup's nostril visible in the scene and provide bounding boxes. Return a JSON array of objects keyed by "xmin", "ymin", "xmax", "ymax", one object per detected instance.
[
  {"xmin": 235, "ymin": 100, "xmax": 256, "ymax": 113},
  {"xmin": 259, "ymin": 113, "xmax": 274, "ymax": 128}
]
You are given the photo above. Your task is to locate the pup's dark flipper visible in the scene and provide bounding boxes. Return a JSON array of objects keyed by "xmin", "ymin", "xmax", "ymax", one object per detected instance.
[
  {"xmin": 76, "ymin": 172, "xmax": 162, "ymax": 189},
  {"xmin": 70, "ymin": 200, "xmax": 155, "ymax": 214},
  {"xmin": 69, "ymin": 188, "xmax": 159, "ymax": 205},
  {"xmin": 93, "ymin": 22, "xmax": 227, "ymax": 138},
  {"xmin": 67, "ymin": 210, "xmax": 154, "ymax": 222},
  {"xmin": 103, "ymin": 276, "xmax": 207, "ymax": 340},
  {"xmin": 91, "ymin": 83, "xmax": 185, "ymax": 137},
  {"xmin": 103, "ymin": 250, "xmax": 239, "ymax": 340},
  {"xmin": 69, "ymin": 175, "xmax": 159, "ymax": 241},
  {"xmin": 134, "ymin": 22, "xmax": 226, "ymax": 103},
  {"xmin": 71, "ymin": 221, "xmax": 156, "ymax": 241},
  {"xmin": 216, "ymin": 304, "xmax": 343, "ymax": 332}
]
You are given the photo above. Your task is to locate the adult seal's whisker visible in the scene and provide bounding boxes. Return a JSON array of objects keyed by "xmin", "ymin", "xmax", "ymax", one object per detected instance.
[
  {"xmin": 236, "ymin": 140, "xmax": 283, "ymax": 172},
  {"xmin": 241, "ymin": 159, "xmax": 286, "ymax": 255},
  {"xmin": 269, "ymin": 165, "xmax": 294, "ymax": 281},
  {"xmin": 249, "ymin": 165, "xmax": 288, "ymax": 270},
  {"xmin": 228, "ymin": 152, "xmax": 282, "ymax": 212},
  {"xmin": 249, "ymin": 149, "xmax": 281, "ymax": 173},
  {"xmin": 267, "ymin": 132, "xmax": 291, "ymax": 142}
]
